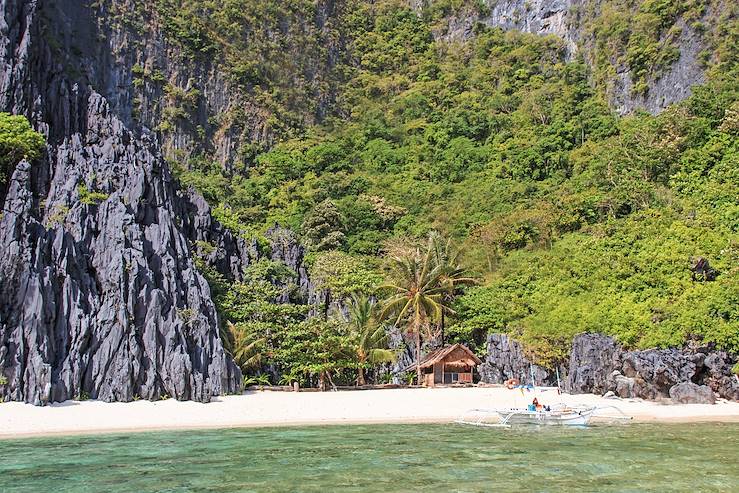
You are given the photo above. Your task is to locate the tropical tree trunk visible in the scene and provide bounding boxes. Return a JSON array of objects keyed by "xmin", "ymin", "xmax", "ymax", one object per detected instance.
[
  {"xmin": 326, "ymin": 371, "xmax": 337, "ymax": 391},
  {"xmin": 440, "ymin": 311, "xmax": 445, "ymax": 346},
  {"xmin": 416, "ymin": 331, "xmax": 422, "ymax": 386},
  {"xmin": 319, "ymin": 371, "xmax": 326, "ymax": 391},
  {"xmin": 358, "ymin": 366, "xmax": 366, "ymax": 386}
]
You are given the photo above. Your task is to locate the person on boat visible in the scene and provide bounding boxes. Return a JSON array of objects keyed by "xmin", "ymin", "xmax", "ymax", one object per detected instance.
[{"xmin": 531, "ymin": 398, "xmax": 542, "ymax": 411}]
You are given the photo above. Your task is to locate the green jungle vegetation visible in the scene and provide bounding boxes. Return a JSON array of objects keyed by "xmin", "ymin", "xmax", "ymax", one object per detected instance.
[
  {"xmin": 157, "ymin": 1, "xmax": 739, "ymax": 385},
  {"xmin": 0, "ymin": 113, "xmax": 45, "ymax": 187},
  {"xmin": 0, "ymin": 1, "xmax": 713, "ymax": 387}
]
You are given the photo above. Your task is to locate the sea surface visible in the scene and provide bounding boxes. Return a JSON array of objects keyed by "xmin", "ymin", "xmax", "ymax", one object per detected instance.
[{"xmin": 1, "ymin": 423, "xmax": 737, "ymax": 492}]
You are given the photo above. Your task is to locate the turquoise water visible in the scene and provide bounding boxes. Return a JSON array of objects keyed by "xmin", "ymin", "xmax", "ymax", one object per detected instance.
[{"xmin": 1, "ymin": 423, "xmax": 737, "ymax": 492}]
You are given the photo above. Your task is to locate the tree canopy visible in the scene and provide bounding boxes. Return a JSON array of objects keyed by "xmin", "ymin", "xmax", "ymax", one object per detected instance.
[{"xmin": 0, "ymin": 113, "xmax": 45, "ymax": 185}]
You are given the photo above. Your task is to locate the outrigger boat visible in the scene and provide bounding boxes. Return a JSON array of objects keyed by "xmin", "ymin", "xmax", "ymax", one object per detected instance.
[
  {"xmin": 456, "ymin": 404, "xmax": 597, "ymax": 427},
  {"xmin": 456, "ymin": 367, "xmax": 632, "ymax": 428}
]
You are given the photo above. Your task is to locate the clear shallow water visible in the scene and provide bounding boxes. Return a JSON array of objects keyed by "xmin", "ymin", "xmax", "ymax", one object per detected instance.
[{"xmin": 1, "ymin": 423, "xmax": 737, "ymax": 493}]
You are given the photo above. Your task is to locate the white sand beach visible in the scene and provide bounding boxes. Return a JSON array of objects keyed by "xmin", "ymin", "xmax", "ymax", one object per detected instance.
[{"xmin": 2, "ymin": 387, "xmax": 739, "ymax": 439}]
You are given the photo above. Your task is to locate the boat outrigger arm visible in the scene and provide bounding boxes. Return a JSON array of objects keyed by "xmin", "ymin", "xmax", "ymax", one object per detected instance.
[{"xmin": 455, "ymin": 408, "xmax": 516, "ymax": 428}]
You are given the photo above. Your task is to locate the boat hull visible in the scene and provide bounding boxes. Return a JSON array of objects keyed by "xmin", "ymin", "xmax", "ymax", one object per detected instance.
[{"xmin": 494, "ymin": 408, "xmax": 593, "ymax": 426}]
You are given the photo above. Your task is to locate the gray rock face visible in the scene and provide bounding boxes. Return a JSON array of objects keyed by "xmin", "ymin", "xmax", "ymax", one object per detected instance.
[
  {"xmin": 83, "ymin": 0, "xmax": 343, "ymax": 170},
  {"xmin": 422, "ymin": 0, "xmax": 709, "ymax": 114},
  {"xmin": 566, "ymin": 333, "xmax": 622, "ymax": 395},
  {"xmin": 699, "ymin": 352, "xmax": 739, "ymax": 401},
  {"xmin": 609, "ymin": 20, "xmax": 706, "ymax": 115},
  {"xmin": 266, "ymin": 226, "xmax": 314, "ymax": 304},
  {"xmin": 0, "ymin": 0, "xmax": 241, "ymax": 404},
  {"xmin": 565, "ymin": 334, "xmax": 738, "ymax": 402},
  {"xmin": 669, "ymin": 382, "xmax": 716, "ymax": 405},
  {"xmin": 619, "ymin": 348, "xmax": 696, "ymax": 399},
  {"xmin": 479, "ymin": 334, "xmax": 561, "ymax": 386},
  {"xmin": 482, "ymin": 0, "xmax": 576, "ymax": 54},
  {"xmin": 427, "ymin": 0, "xmax": 575, "ymax": 54},
  {"xmin": 482, "ymin": 333, "xmax": 737, "ymax": 402},
  {"xmin": 0, "ymin": 94, "xmax": 242, "ymax": 405},
  {"xmin": 184, "ymin": 191, "xmax": 258, "ymax": 282},
  {"xmin": 388, "ymin": 325, "xmax": 416, "ymax": 383}
]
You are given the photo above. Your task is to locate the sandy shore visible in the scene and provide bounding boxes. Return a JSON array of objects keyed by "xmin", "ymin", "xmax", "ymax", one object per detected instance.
[{"xmin": 2, "ymin": 387, "xmax": 738, "ymax": 439}]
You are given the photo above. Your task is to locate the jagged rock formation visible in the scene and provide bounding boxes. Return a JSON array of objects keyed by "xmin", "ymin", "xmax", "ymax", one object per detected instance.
[
  {"xmin": 85, "ymin": 0, "xmax": 347, "ymax": 171},
  {"xmin": 266, "ymin": 226, "xmax": 316, "ymax": 305},
  {"xmin": 479, "ymin": 334, "xmax": 564, "ymax": 386},
  {"xmin": 608, "ymin": 19, "xmax": 706, "ymax": 114},
  {"xmin": 185, "ymin": 192, "xmax": 258, "ymax": 282},
  {"xmin": 566, "ymin": 333, "xmax": 625, "ymax": 395},
  {"xmin": 482, "ymin": 333, "xmax": 738, "ymax": 402},
  {"xmin": 565, "ymin": 333, "xmax": 738, "ymax": 401},
  {"xmin": 0, "ymin": 0, "xmax": 241, "ymax": 404}
]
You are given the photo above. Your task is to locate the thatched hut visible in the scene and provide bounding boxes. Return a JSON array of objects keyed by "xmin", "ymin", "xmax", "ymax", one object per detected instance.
[{"xmin": 406, "ymin": 343, "xmax": 482, "ymax": 387}]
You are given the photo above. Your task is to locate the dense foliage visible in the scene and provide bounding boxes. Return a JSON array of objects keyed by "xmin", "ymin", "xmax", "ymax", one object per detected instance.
[
  {"xmin": 159, "ymin": 2, "xmax": 737, "ymax": 377},
  {"xmin": 152, "ymin": 0, "xmax": 354, "ymax": 143},
  {"xmin": 0, "ymin": 113, "xmax": 45, "ymax": 186}
]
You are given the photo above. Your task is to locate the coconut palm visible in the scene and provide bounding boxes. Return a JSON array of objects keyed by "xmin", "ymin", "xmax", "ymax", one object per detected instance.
[
  {"xmin": 338, "ymin": 294, "xmax": 396, "ymax": 385},
  {"xmin": 378, "ymin": 239, "xmax": 454, "ymax": 384},
  {"xmin": 427, "ymin": 232, "xmax": 477, "ymax": 343},
  {"xmin": 227, "ymin": 321, "xmax": 266, "ymax": 373}
]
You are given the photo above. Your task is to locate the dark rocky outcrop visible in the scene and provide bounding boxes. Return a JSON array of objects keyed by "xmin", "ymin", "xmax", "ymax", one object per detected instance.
[
  {"xmin": 618, "ymin": 348, "xmax": 697, "ymax": 400},
  {"xmin": 566, "ymin": 333, "xmax": 622, "ymax": 395},
  {"xmin": 184, "ymin": 191, "xmax": 258, "ymax": 282},
  {"xmin": 669, "ymin": 382, "xmax": 716, "ymax": 404},
  {"xmin": 479, "ymin": 334, "xmax": 563, "ymax": 386},
  {"xmin": 266, "ymin": 226, "xmax": 314, "ymax": 304},
  {"xmin": 0, "ymin": 0, "xmax": 242, "ymax": 404},
  {"xmin": 0, "ymin": 92, "xmax": 242, "ymax": 405},
  {"xmin": 565, "ymin": 334, "xmax": 738, "ymax": 401},
  {"xmin": 481, "ymin": 333, "xmax": 738, "ymax": 402},
  {"xmin": 698, "ymin": 352, "xmax": 739, "ymax": 402},
  {"xmin": 690, "ymin": 256, "xmax": 717, "ymax": 282}
]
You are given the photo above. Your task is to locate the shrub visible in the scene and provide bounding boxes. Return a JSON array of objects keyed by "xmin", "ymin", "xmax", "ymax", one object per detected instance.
[
  {"xmin": 77, "ymin": 185, "xmax": 109, "ymax": 205},
  {"xmin": 0, "ymin": 113, "xmax": 45, "ymax": 185}
]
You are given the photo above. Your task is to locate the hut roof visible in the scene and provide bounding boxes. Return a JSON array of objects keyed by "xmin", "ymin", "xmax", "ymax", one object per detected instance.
[{"xmin": 403, "ymin": 343, "xmax": 482, "ymax": 372}]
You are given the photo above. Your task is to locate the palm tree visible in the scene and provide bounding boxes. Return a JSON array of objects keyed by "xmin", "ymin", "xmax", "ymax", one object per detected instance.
[
  {"xmin": 338, "ymin": 294, "xmax": 396, "ymax": 386},
  {"xmin": 378, "ymin": 237, "xmax": 454, "ymax": 385},
  {"xmin": 427, "ymin": 232, "xmax": 477, "ymax": 344},
  {"xmin": 227, "ymin": 321, "xmax": 266, "ymax": 373}
]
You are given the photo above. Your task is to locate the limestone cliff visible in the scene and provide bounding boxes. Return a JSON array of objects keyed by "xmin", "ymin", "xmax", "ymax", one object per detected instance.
[
  {"xmin": 0, "ymin": 0, "xmax": 241, "ymax": 404},
  {"xmin": 420, "ymin": 0, "xmax": 726, "ymax": 114}
]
